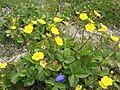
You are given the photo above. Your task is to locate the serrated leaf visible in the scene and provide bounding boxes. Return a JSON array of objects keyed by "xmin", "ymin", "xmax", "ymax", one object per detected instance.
[
  {"xmin": 68, "ymin": 75, "xmax": 79, "ymax": 87},
  {"xmin": 64, "ymin": 48, "xmax": 71, "ymax": 59},
  {"xmin": 75, "ymin": 68, "xmax": 90, "ymax": 78},
  {"xmin": 11, "ymin": 74, "xmax": 20, "ymax": 84},
  {"xmin": 23, "ymin": 78, "xmax": 34, "ymax": 86}
]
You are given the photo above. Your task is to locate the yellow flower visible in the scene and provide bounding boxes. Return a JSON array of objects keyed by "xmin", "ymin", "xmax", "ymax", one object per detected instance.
[
  {"xmin": 94, "ymin": 10, "xmax": 101, "ymax": 18},
  {"xmin": 0, "ymin": 63, "xmax": 7, "ymax": 68},
  {"xmin": 40, "ymin": 60, "xmax": 47, "ymax": 68},
  {"xmin": 31, "ymin": 20, "xmax": 37, "ymax": 25},
  {"xmin": 37, "ymin": 19, "xmax": 46, "ymax": 25},
  {"xmin": 79, "ymin": 13, "xmax": 88, "ymax": 20},
  {"xmin": 85, "ymin": 23, "xmax": 96, "ymax": 32},
  {"xmin": 51, "ymin": 27, "xmax": 59, "ymax": 35},
  {"xmin": 41, "ymin": 42, "xmax": 46, "ymax": 49},
  {"xmin": 75, "ymin": 85, "xmax": 82, "ymax": 90},
  {"xmin": 12, "ymin": 18, "xmax": 17, "ymax": 23},
  {"xmin": 32, "ymin": 52, "xmax": 44, "ymax": 61},
  {"xmin": 99, "ymin": 76, "xmax": 113, "ymax": 89},
  {"xmin": 24, "ymin": 24, "xmax": 33, "ymax": 34},
  {"xmin": 48, "ymin": 24, "xmax": 56, "ymax": 28},
  {"xmin": 46, "ymin": 33, "xmax": 52, "ymax": 37},
  {"xmin": 53, "ymin": 17, "xmax": 63, "ymax": 22},
  {"xmin": 118, "ymin": 43, "xmax": 120, "ymax": 48},
  {"xmin": 110, "ymin": 35, "xmax": 119, "ymax": 42},
  {"xmin": 98, "ymin": 23, "xmax": 108, "ymax": 32},
  {"xmin": 88, "ymin": 18, "xmax": 94, "ymax": 23},
  {"xmin": 10, "ymin": 26, "xmax": 17, "ymax": 29},
  {"xmin": 55, "ymin": 36, "xmax": 63, "ymax": 46}
]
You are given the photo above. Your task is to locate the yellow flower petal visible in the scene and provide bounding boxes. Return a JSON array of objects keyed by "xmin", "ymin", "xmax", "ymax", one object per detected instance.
[
  {"xmin": 37, "ymin": 19, "xmax": 46, "ymax": 25},
  {"xmin": 31, "ymin": 20, "xmax": 37, "ymax": 25},
  {"xmin": 88, "ymin": 18, "xmax": 94, "ymax": 23},
  {"xmin": 79, "ymin": 13, "xmax": 88, "ymax": 20},
  {"xmin": 76, "ymin": 12, "xmax": 80, "ymax": 14},
  {"xmin": 55, "ymin": 36, "xmax": 63, "ymax": 46},
  {"xmin": 32, "ymin": 52, "xmax": 44, "ymax": 61},
  {"xmin": 75, "ymin": 85, "xmax": 82, "ymax": 90},
  {"xmin": 0, "ymin": 63, "xmax": 7, "ymax": 68},
  {"xmin": 53, "ymin": 17, "xmax": 63, "ymax": 22},
  {"xmin": 40, "ymin": 60, "xmax": 47, "ymax": 68},
  {"xmin": 99, "ymin": 76, "xmax": 113, "ymax": 89},
  {"xmin": 98, "ymin": 23, "xmax": 108, "ymax": 32},
  {"xmin": 10, "ymin": 26, "xmax": 17, "ymax": 29},
  {"xmin": 99, "ymin": 81, "xmax": 108, "ymax": 89},
  {"xmin": 46, "ymin": 33, "xmax": 52, "ymax": 37},
  {"xmin": 12, "ymin": 18, "xmax": 17, "ymax": 23},
  {"xmin": 110, "ymin": 35, "xmax": 119, "ymax": 42},
  {"xmin": 51, "ymin": 27, "xmax": 59, "ymax": 35},
  {"xmin": 85, "ymin": 23, "xmax": 96, "ymax": 32},
  {"xmin": 94, "ymin": 10, "xmax": 101, "ymax": 18},
  {"xmin": 118, "ymin": 44, "xmax": 120, "ymax": 48},
  {"xmin": 24, "ymin": 24, "xmax": 33, "ymax": 34}
]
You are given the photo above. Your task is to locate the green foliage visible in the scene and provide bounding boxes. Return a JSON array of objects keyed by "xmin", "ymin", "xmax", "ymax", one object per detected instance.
[{"xmin": 0, "ymin": 0, "xmax": 120, "ymax": 90}]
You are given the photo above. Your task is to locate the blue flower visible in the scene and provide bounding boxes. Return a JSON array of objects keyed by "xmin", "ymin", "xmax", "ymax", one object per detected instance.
[{"xmin": 55, "ymin": 73, "xmax": 65, "ymax": 82}]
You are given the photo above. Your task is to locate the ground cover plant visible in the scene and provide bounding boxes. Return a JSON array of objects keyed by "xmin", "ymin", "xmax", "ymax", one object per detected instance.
[{"xmin": 0, "ymin": 0, "xmax": 120, "ymax": 90}]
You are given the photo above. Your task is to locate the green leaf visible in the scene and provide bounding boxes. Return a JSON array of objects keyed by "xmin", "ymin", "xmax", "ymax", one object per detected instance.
[
  {"xmin": 23, "ymin": 78, "xmax": 35, "ymax": 86},
  {"xmin": 56, "ymin": 83, "xmax": 66, "ymax": 90},
  {"xmin": 64, "ymin": 56, "xmax": 75, "ymax": 64},
  {"xmin": 69, "ymin": 61, "xmax": 81, "ymax": 74},
  {"xmin": 75, "ymin": 68, "xmax": 90, "ymax": 78},
  {"xmin": 68, "ymin": 75, "xmax": 79, "ymax": 87},
  {"xmin": 47, "ymin": 60, "xmax": 62, "ymax": 71},
  {"xmin": 45, "ymin": 78, "xmax": 55, "ymax": 86},
  {"xmin": 98, "ymin": 67, "xmax": 109, "ymax": 76},
  {"xmin": 52, "ymin": 86, "xmax": 59, "ymax": 90},
  {"xmin": 11, "ymin": 73, "xmax": 20, "ymax": 84},
  {"xmin": 64, "ymin": 48, "xmax": 71, "ymax": 59},
  {"xmin": 57, "ymin": 54, "xmax": 64, "ymax": 62},
  {"xmin": 18, "ymin": 69, "xmax": 26, "ymax": 77},
  {"xmin": 38, "ymin": 71, "xmax": 46, "ymax": 81}
]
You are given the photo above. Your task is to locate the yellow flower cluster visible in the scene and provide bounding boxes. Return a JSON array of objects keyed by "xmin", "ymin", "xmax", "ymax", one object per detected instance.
[
  {"xmin": 24, "ymin": 24, "xmax": 33, "ymax": 34},
  {"xmin": 75, "ymin": 85, "xmax": 82, "ymax": 90},
  {"xmin": 0, "ymin": 63, "xmax": 7, "ymax": 68},
  {"xmin": 32, "ymin": 52, "xmax": 47, "ymax": 68},
  {"xmin": 99, "ymin": 76, "xmax": 113, "ymax": 89},
  {"xmin": 49, "ymin": 18, "xmax": 63, "ymax": 46},
  {"xmin": 78, "ymin": 11, "xmax": 119, "ymax": 48}
]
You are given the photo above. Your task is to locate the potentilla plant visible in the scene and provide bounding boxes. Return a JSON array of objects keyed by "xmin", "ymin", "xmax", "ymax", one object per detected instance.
[{"xmin": 0, "ymin": 10, "xmax": 120, "ymax": 90}]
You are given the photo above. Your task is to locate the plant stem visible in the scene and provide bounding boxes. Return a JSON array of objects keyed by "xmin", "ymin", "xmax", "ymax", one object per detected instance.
[
  {"xmin": 92, "ymin": 35, "xmax": 102, "ymax": 56},
  {"xmin": 104, "ymin": 42, "xmax": 119, "ymax": 59},
  {"xmin": 74, "ymin": 33, "xmax": 91, "ymax": 55}
]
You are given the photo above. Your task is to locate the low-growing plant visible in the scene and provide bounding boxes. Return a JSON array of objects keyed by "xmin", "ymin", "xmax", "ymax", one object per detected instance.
[{"xmin": 0, "ymin": 8, "xmax": 120, "ymax": 90}]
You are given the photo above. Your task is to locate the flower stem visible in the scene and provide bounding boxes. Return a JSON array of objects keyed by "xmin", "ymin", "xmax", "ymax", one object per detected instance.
[
  {"xmin": 104, "ymin": 42, "xmax": 119, "ymax": 59},
  {"xmin": 74, "ymin": 33, "xmax": 91, "ymax": 55},
  {"xmin": 92, "ymin": 35, "xmax": 103, "ymax": 56}
]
